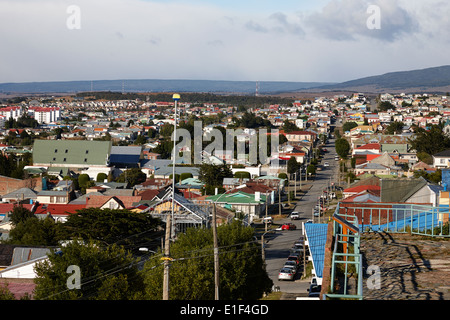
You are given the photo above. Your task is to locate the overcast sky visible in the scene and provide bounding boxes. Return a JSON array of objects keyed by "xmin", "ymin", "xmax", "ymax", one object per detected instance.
[{"xmin": 1, "ymin": 0, "xmax": 449, "ymax": 83}]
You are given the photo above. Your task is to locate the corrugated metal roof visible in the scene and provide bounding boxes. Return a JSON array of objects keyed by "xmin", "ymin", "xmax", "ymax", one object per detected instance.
[
  {"xmin": 33, "ymin": 140, "xmax": 111, "ymax": 166},
  {"xmin": 304, "ymin": 223, "xmax": 328, "ymax": 279},
  {"xmin": 11, "ymin": 247, "xmax": 52, "ymax": 266}
]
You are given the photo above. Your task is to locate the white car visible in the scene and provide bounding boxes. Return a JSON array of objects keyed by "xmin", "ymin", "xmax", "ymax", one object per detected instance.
[
  {"xmin": 278, "ymin": 268, "xmax": 295, "ymax": 281},
  {"xmin": 290, "ymin": 211, "xmax": 300, "ymax": 220},
  {"xmin": 323, "ymin": 162, "xmax": 329, "ymax": 167}
]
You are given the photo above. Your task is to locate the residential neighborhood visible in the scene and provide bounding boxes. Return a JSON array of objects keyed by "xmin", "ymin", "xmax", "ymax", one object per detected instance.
[{"xmin": 0, "ymin": 90, "xmax": 449, "ymax": 301}]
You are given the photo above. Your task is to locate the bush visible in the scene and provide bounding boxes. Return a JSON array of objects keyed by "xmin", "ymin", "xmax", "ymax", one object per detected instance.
[
  {"xmin": 96, "ymin": 172, "xmax": 108, "ymax": 182},
  {"xmin": 179, "ymin": 172, "xmax": 193, "ymax": 181},
  {"xmin": 278, "ymin": 173, "xmax": 288, "ymax": 180},
  {"xmin": 234, "ymin": 171, "xmax": 250, "ymax": 179}
]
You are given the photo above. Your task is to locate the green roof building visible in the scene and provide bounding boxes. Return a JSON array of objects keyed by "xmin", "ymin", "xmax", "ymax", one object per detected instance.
[
  {"xmin": 33, "ymin": 140, "xmax": 112, "ymax": 168},
  {"xmin": 206, "ymin": 191, "xmax": 267, "ymax": 219}
]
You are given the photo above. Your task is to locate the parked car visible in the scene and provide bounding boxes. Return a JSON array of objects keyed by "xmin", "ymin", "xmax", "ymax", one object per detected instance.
[
  {"xmin": 290, "ymin": 211, "xmax": 300, "ymax": 220},
  {"xmin": 287, "ymin": 255, "xmax": 300, "ymax": 265},
  {"xmin": 323, "ymin": 162, "xmax": 329, "ymax": 167},
  {"xmin": 307, "ymin": 284, "xmax": 322, "ymax": 297},
  {"xmin": 283, "ymin": 260, "xmax": 298, "ymax": 273},
  {"xmin": 278, "ymin": 268, "xmax": 295, "ymax": 281},
  {"xmin": 290, "ymin": 248, "xmax": 303, "ymax": 257},
  {"xmin": 263, "ymin": 216, "xmax": 273, "ymax": 224},
  {"xmin": 314, "ymin": 209, "xmax": 320, "ymax": 217},
  {"xmin": 281, "ymin": 223, "xmax": 297, "ymax": 230},
  {"xmin": 334, "ymin": 155, "xmax": 339, "ymax": 161}
]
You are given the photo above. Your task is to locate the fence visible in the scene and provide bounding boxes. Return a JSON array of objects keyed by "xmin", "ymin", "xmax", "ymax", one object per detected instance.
[
  {"xmin": 323, "ymin": 202, "xmax": 450, "ymax": 300},
  {"xmin": 337, "ymin": 202, "xmax": 450, "ymax": 237}
]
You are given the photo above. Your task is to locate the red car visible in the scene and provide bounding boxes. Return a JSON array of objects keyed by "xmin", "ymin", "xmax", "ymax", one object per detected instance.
[{"xmin": 281, "ymin": 223, "xmax": 297, "ymax": 230}]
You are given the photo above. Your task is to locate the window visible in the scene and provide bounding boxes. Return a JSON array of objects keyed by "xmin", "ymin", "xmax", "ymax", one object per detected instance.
[
  {"xmin": 54, "ymin": 149, "xmax": 58, "ymax": 153},
  {"xmin": 86, "ymin": 150, "xmax": 89, "ymax": 154},
  {"xmin": 52, "ymin": 157, "xmax": 56, "ymax": 161},
  {"xmin": 84, "ymin": 158, "xmax": 88, "ymax": 162},
  {"xmin": 63, "ymin": 158, "xmax": 67, "ymax": 162},
  {"xmin": 65, "ymin": 149, "xmax": 68, "ymax": 153}
]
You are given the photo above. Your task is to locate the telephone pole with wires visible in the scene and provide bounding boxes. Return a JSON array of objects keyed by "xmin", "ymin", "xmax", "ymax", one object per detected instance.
[{"xmin": 162, "ymin": 93, "xmax": 180, "ymax": 300}]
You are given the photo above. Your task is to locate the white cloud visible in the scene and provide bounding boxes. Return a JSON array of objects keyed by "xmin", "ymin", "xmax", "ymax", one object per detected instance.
[
  {"xmin": 303, "ymin": 0, "xmax": 419, "ymax": 42},
  {"xmin": 0, "ymin": 0, "xmax": 448, "ymax": 83}
]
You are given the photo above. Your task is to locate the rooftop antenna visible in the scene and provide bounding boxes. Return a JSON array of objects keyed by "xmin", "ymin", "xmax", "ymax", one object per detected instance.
[{"xmin": 255, "ymin": 81, "xmax": 259, "ymax": 97}]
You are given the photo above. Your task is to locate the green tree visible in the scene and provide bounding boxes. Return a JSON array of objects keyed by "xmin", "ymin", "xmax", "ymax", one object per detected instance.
[
  {"xmin": 278, "ymin": 172, "xmax": 288, "ymax": 180},
  {"xmin": 9, "ymin": 205, "xmax": 35, "ymax": 226},
  {"xmin": 335, "ymin": 138, "xmax": 351, "ymax": 159},
  {"xmin": 378, "ymin": 101, "xmax": 395, "ymax": 111},
  {"xmin": 198, "ymin": 163, "xmax": 232, "ymax": 187},
  {"xmin": 61, "ymin": 208, "xmax": 161, "ymax": 249},
  {"xmin": 409, "ymin": 124, "xmax": 450, "ymax": 156},
  {"xmin": 8, "ymin": 216, "xmax": 62, "ymax": 246},
  {"xmin": 342, "ymin": 121, "xmax": 358, "ymax": 132},
  {"xmin": 282, "ymin": 120, "xmax": 300, "ymax": 133},
  {"xmin": 234, "ymin": 171, "xmax": 251, "ymax": 179},
  {"xmin": 33, "ymin": 240, "xmax": 144, "ymax": 300},
  {"xmin": 96, "ymin": 172, "xmax": 108, "ymax": 182},
  {"xmin": 116, "ymin": 168, "xmax": 147, "ymax": 187},
  {"xmin": 179, "ymin": 172, "xmax": 193, "ymax": 181},
  {"xmin": 134, "ymin": 134, "xmax": 146, "ymax": 145},
  {"xmin": 141, "ymin": 220, "xmax": 272, "ymax": 300},
  {"xmin": 385, "ymin": 121, "xmax": 404, "ymax": 134},
  {"xmin": 307, "ymin": 164, "xmax": 316, "ymax": 175},
  {"xmin": 78, "ymin": 174, "xmax": 91, "ymax": 189},
  {"xmin": 287, "ymin": 156, "xmax": 300, "ymax": 175}
]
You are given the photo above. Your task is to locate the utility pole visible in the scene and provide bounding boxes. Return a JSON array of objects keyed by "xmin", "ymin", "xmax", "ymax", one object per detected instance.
[
  {"xmin": 163, "ymin": 93, "xmax": 180, "ymax": 301},
  {"xmin": 294, "ymin": 171, "xmax": 297, "ymax": 198},
  {"xmin": 278, "ymin": 184, "xmax": 282, "ymax": 216},
  {"xmin": 212, "ymin": 203, "xmax": 219, "ymax": 300},
  {"xmin": 162, "ymin": 213, "xmax": 172, "ymax": 300}
]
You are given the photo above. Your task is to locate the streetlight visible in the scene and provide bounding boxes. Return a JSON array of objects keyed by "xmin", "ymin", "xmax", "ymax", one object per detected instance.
[
  {"xmin": 163, "ymin": 93, "xmax": 180, "ymax": 301},
  {"xmin": 171, "ymin": 93, "xmax": 180, "ymax": 239}
]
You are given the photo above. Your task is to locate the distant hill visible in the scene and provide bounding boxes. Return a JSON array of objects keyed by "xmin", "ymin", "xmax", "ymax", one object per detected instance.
[
  {"xmin": 0, "ymin": 79, "xmax": 332, "ymax": 96},
  {"xmin": 310, "ymin": 65, "xmax": 450, "ymax": 93}
]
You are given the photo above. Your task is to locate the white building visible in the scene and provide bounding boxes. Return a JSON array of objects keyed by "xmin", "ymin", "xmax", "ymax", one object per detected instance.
[
  {"xmin": 29, "ymin": 107, "xmax": 61, "ymax": 124},
  {"xmin": 0, "ymin": 106, "xmax": 23, "ymax": 121}
]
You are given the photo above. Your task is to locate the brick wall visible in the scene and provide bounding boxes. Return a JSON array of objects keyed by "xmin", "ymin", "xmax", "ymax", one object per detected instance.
[
  {"xmin": 320, "ymin": 221, "xmax": 334, "ymax": 300},
  {"xmin": 0, "ymin": 175, "xmax": 43, "ymax": 196}
]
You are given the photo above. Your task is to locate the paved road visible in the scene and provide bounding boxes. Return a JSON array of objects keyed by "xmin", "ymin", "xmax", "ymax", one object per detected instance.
[{"xmin": 264, "ymin": 137, "xmax": 340, "ymax": 296}]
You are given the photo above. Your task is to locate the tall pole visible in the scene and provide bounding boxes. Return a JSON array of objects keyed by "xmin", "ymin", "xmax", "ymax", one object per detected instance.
[
  {"xmin": 163, "ymin": 93, "xmax": 180, "ymax": 301},
  {"xmin": 171, "ymin": 94, "xmax": 180, "ymax": 239},
  {"xmin": 162, "ymin": 213, "xmax": 171, "ymax": 300},
  {"xmin": 294, "ymin": 171, "xmax": 297, "ymax": 198},
  {"xmin": 212, "ymin": 203, "xmax": 219, "ymax": 300}
]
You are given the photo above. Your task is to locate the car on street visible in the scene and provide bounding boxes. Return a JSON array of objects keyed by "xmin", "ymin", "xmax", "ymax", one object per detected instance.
[
  {"xmin": 287, "ymin": 255, "xmax": 300, "ymax": 265},
  {"xmin": 314, "ymin": 209, "xmax": 320, "ymax": 217},
  {"xmin": 281, "ymin": 223, "xmax": 297, "ymax": 230},
  {"xmin": 307, "ymin": 284, "xmax": 322, "ymax": 297},
  {"xmin": 290, "ymin": 211, "xmax": 300, "ymax": 220},
  {"xmin": 290, "ymin": 248, "xmax": 303, "ymax": 257},
  {"xmin": 278, "ymin": 268, "xmax": 295, "ymax": 281},
  {"xmin": 263, "ymin": 216, "xmax": 273, "ymax": 224},
  {"xmin": 334, "ymin": 156, "xmax": 339, "ymax": 161},
  {"xmin": 323, "ymin": 162, "xmax": 329, "ymax": 167},
  {"xmin": 283, "ymin": 260, "xmax": 298, "ymax": 273}
]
